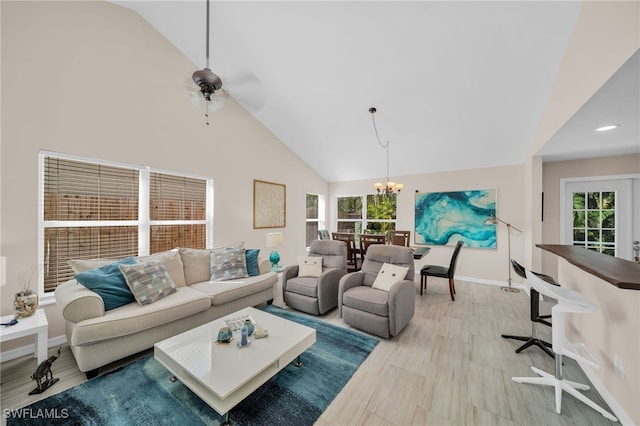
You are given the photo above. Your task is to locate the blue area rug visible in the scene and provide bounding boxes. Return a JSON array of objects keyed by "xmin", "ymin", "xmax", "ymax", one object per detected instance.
[{"xmin": 8, "ymin": 305, "xmax": 377, "ymax": 425}]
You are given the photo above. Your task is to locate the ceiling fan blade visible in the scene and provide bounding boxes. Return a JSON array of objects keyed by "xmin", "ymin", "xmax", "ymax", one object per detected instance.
[{"xmin": 222, "ymin": 68, "xmax": 265, "ymax": 113}]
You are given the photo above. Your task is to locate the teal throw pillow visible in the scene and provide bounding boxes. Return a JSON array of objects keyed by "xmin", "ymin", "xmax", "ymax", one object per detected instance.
[
  {"xmin": 75, "ymin": 257, "xmax": 137, "ymax": 311},
  {"xmin": 245, "ymin": 249, "xmax": 260, "ymax": 276}
]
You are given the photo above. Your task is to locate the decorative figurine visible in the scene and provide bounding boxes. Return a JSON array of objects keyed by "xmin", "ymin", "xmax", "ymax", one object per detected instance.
[
  {"xmin": 237, "ymin": 324, "xmax": 250, "ymax": 347},
  {"xmin": 243, "ymin": 319, "xmax": 254, "ymax": 336},
  {"xmin": 216, "ymin": 326, "xmax": 233, "ymax": 343},
  {"xmin": 29, "ymin": 347, "xmax": 61, "ymax": 395}
]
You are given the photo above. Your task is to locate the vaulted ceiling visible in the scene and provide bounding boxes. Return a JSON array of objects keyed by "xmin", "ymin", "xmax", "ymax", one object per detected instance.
[{"xmin": 114, "ymin": 1, "xmax": 639, "ymax": 182}]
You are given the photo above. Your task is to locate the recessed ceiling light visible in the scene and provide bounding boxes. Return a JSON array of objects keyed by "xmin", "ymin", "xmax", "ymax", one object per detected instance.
[{"xmin": 595, "ymin": 124, "xmax": 620, "ymax": 132}]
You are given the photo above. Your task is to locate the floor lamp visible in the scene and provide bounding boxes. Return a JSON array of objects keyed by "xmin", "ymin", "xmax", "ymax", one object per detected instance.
[{"xmin": 486, "ymin": 213, "xmax": 521, "ymax": 293}]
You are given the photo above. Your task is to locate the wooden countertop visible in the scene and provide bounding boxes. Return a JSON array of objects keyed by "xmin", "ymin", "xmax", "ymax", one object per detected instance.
[{"xmin": 537, "ymin": 244, "xmax": 640, "ymax": 290}]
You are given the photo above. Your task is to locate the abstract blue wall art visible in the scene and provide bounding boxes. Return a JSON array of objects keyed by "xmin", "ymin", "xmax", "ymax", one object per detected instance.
[{"xmin": 414, "ymin": 189, "xmax": 497, "ymax": 248}]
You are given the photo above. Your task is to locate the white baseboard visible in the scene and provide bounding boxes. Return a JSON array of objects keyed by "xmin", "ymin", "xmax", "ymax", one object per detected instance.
[
  {"xmin": 0, "ymin": 334, "xmax": 67, "ymax": 363},
  {"xmin": 576, "ymin": 359, "xmax": 633, "ymax": 426}
]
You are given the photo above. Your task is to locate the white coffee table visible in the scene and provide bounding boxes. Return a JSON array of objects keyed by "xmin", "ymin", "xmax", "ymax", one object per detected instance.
[
  {"xmin": 154, "ymin": 306, "xmax": 316, "ymax": 422},
  {"xmin": 0, "ymin": 309, "xmax": 48, "ymax": 365}
]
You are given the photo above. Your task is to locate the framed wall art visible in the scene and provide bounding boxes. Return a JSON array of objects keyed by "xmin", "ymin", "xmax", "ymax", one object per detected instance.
[
  {"xmin": 253, "ymin": 179, "xmax": 286, "ymax": 229},
  {"xmin": 414, "ymin": 189, "xmax": 497, "ymax": 248}
]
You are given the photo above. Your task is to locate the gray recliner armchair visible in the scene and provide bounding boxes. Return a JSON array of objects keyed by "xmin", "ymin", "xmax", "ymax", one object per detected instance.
[
  {"xmin": 282, "ymin": 239, "xmax": 348, "ymax": 315},
  {"xmin": 338, "ymin": 244, "xmax": 415, "ymax": 338}
]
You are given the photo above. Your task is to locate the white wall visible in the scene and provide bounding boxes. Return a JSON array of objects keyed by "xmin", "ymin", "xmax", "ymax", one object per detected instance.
[{"xmin": 0, "ymin": 1, "xmax": 327, "ymax": 349}]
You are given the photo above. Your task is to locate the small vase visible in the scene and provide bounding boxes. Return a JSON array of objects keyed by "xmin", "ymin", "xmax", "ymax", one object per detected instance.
[
  {"xmin": 244, "ymin": 319, "xmax": 254, "ymax": 336},
  {"xmin": 14, "ymin": 290, "xmax": 39, "ymax": 318}
]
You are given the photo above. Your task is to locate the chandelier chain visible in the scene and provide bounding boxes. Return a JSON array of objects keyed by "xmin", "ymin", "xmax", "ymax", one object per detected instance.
[{"xmin": 371, "ymin": 110, "xmax": 391, "ymax": 182}]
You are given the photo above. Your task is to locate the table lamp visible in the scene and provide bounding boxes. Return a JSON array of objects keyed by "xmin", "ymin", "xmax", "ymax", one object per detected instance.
[
  {"xmin": 485, "ymin": 212, "xmax": 521, "ymax": 293},
  {"xmin": 265, "ymin": 232, "xmax": 283, "ymax": 272}
]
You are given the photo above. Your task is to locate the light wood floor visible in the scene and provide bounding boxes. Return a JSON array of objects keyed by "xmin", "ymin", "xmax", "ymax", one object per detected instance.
[{"xmin": 0, "ymin": 278, "xmax": 618, "ymax": 425}]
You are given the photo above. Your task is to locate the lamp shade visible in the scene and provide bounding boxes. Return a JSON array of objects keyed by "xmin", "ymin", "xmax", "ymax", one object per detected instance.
[{"xmin": 266, "ymin": 232, "xmax": 283, "ymax": 248}]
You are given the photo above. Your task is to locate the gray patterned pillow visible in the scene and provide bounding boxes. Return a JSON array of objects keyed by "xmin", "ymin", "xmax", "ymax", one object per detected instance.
[
  {"xmin": 210, "ymin": 247, "xmax": 249, "ymax": 281},
  {"xmin": 119, "ymin": 259, "xmax": 177, "ymax": 305}
]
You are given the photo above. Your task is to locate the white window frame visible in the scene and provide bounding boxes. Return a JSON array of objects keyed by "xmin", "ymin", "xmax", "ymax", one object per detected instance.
[
  {"xmin": 38, "ymin": 151, "xmax": 214, "ymax": 301},
  {"xmin": 305, "ymin": 193, "xmax": 325, "ymax": 247},
  {"xmin": 336, "ymin": 193, "xmax": 397, "ymax": 235}
]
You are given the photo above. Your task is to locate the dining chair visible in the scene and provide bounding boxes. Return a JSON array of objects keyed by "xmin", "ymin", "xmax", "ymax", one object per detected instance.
[
  {"xmin": 387, "ymin": 230, "xmax": 411, "ymax": 247},
  {"xmin": 317, "ymin": 229, "xmax": 330, "ymax": 240},
  {"xmin": 331, "ymin": 232, "xmax": 359, "ymax": 271},
  {"xmin": 359, "ymin": 234, "xmax": 386, "ymax": 260},
  {"xmin": 419, "ymin": 240, "xmax": 463, "ymax": 301}
]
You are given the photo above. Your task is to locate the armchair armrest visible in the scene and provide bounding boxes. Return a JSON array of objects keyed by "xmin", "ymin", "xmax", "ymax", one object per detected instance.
[
  {"xmin": 387, "ymin": 279, "xmax": 416, "ymax": 336},
  {"xmin": 55, "ymin": 279, "xmax": 105, "ymax": 323},
  {"xmin": 338, "ymin": 271, "xmax": 365, "ymax": 316},
  {"xmin": 316, "ymin": 268, "xmax": 348, "ymax": 314}
]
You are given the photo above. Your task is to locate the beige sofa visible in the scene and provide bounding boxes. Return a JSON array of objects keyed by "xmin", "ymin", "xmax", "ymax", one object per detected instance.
[{"xmin": 55, "ymin": 247, "xmax": 277, "ymax": 377}]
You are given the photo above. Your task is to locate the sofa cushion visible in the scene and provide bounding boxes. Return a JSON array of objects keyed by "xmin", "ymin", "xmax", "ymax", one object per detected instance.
[
  {"xmin": 180, "ymin": 242, "xmax": 243, "ymax": 285},
  {"xmin": 119, "ymin": 259, "xmax": 177, "ymax": 305},
  {"xmin": 210, "ymin": 247, "xmax": 248, "ymax": 281},
  {"xmin": 136, "ymin": 249, "xmax": 186, "ymax": 287},
  {"xmin": 190, "ymin": 272, "xmax": 277, "ymax": 306},
  {"xmin": 245, "ymin": 249, "xmax": 261, "ymax": 276},
  {"xmin": 179, "ymin": 247, "xmax": 213, "ymax": 285},
  {"xmin": 75, "ymin": 257, "xmax": 137, "ymax": 311},
  {"xmin": 285, "ymin": 276, "xmax": 319, "ymax": 298},
  {"xmin": 70, "ymin": 287, "xmax": 211, "ymax": 346},
  {"xmin": 342, "ymin": 286, "xmax": 389, "ymax": 317},
  {"xmin": 69, "ymin": 258, "xmax": 116, "ymax": 273}
]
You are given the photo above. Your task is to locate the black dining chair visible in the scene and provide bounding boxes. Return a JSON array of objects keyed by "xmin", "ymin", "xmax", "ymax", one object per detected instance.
[
  {"xmin": 502, "ymin": 259, "xmax": 559, "ymax": 358},
  {"xmin": 420, "ymin": 240, "xmax": 463, "ymax": 301}
]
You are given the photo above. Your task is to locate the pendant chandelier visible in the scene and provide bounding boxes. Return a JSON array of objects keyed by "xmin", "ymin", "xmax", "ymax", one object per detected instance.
[{"xmin": 370, "ymin": 107, "xmax": 404, "ymax": 195}]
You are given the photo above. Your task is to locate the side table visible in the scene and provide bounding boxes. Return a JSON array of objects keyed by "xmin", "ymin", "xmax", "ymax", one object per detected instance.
[{"xmin": 0, "ymin": 309, "xmax": 48, "ymax": 365}]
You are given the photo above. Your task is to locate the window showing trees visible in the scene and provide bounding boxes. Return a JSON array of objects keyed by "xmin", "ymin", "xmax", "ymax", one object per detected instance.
[
  {"xmin": 306, "ymin": 193, "xmax": 319, "ymax": 247},
  {"xmin": 336, "ymin": 194, "xmax": 396, "ymax": 236},
  {"xmin": 572, "ymin": 191, "xmax": 616, "ymax": 256},
  {"xmin": 337, "ymin": 196, "xmax": 363, "ymax": 234}
]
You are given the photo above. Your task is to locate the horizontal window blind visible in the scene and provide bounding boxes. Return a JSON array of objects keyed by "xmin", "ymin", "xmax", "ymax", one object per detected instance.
[
  {"xmin": 150, "ymin": 172, "xmax": 206, "ymax": 221},
  {"xmin": 44, "ymin": 157, "xmax": 139, "ymax": 221},
  {"xmin": 41, "ymin": 154, "xmax": 211, "ymax": 293}
]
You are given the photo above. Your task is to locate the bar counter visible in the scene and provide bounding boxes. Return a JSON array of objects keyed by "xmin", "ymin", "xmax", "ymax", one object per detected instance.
[{"xmin": 537, "ymin": 244, "xmax": 640, "ymax": 290}]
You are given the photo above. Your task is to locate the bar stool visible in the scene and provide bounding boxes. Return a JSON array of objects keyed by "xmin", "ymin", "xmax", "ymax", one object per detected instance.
[
  {"xmin": 512, "ymin": 269, "xmax": 617, "ymax": 422},
  {"xmin": 501, "ymin": 259, "xmax": 559, "ymax": 358}
]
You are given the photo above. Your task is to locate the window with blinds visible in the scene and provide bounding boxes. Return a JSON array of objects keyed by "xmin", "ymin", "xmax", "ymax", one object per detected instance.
[
  {"xmin": 149, "ymin": 172, "xmax": 207, "ymax": 252},
  {"xmin": 40, "ymin": 153, "xmax": 211, "ymax": 293}
]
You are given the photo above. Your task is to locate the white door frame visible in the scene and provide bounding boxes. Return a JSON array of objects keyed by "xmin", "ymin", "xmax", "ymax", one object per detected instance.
[{"xmin": 560, "ymin": 174, "xmax": 639, "ymax": 260}]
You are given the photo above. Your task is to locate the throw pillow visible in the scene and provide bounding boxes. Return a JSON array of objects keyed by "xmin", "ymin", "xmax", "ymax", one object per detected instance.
[
  {"xmin": 245, "ymin": 249, "xmax": 260, "ymax": 277},
  {"xmin": 180, "ymin": 241, "xmax": 244, "ymax": 285},
  {"xmin": 119, "ymin": 259, "xmax": 177, "ymax": 306},
  {"xmin": 68, "ymin": 258, "xmax": 116, "ymax": 273},
  {"xmin": 75, "ymin": 257, "xmax": 137, "ymax": 311},
  {"xmin": 298, "ymin": 256, "xmax": 323, "ymax": 277},
  {"xmin": 136, "ymin": 249, "xmax": 186, "ymax": 287},
  {"xmin": 210, "ymin": 247, "xmax": 249, "ymax": 281},
  {"xmin": 372, "ymin": 263, "xmax": 410, "ymax": 292}
]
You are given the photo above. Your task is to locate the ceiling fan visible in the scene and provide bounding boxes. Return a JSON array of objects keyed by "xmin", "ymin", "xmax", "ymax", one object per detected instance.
[{"xmin": 190, "ymin": 0, "xmax": 264, "ymax": 125}]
